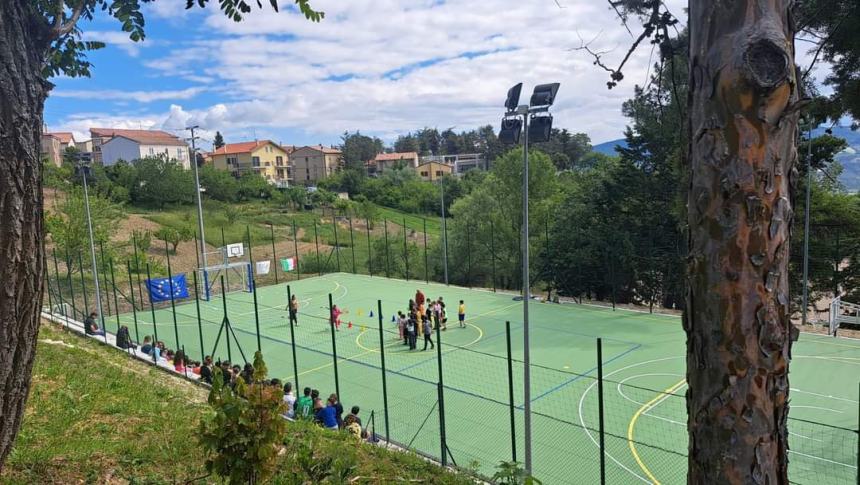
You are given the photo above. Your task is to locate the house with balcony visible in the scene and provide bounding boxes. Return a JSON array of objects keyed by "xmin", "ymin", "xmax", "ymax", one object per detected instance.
[
  {"xmin": 290, "ymin": 145, "xmax": 343, "ymax": 185},
  {"xmin": 209, "ymin": 140, "xmax": 292, "ymax": 187},
  {"xmin": 420, "ymin": 153, "xmax": 487, "ymax": 175},
  {"xmin": 367, "ymin": 151, "xmax": 419, "ymax": 176},
  {"xmin": 90, "ymin": 128, "xmax": 188, "ymax": 167}
]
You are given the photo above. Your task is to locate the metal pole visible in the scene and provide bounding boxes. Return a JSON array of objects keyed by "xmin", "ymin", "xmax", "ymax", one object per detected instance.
[
  {"xmin": 466, "ymin": 219, "xmax": 472, "ymax": 288},
  {"xmin": 440, "ymin": 178, "xmax": 449, "ymax": 284},
  {"xmin": 491, "ymin": 219, "xmax": 497, "ymax": 292},
  {"xmin": 66, "ymin": 251, "xmax": 77, "ymax": 324},
  {"xmin": 145, "ymin": 263, "xmax": 160, "ymax": 361},
  {"xmin": 252, "ymin": 275, "xmax": 261, "ymax": 352},
  {"xmin": 521, "ymin": 110, "xmax": 533, "ymax": 474},
  {"xmin": 377, "ymin": 299, "xmax": 391, "ymax": 445},
  {"xmin": 403, "ymin": 218, "xmax": 409, "ymax": 280},
  {"xmin": 109, "ymin": 259, "xmax": 121, "ymax": 333},
  {"xmin": 187, "ymin": 125, "xmax": 208, "ymax": 270},
  {"xmin": 132, "ymin": 233, "xmax": 145, "ymax": 311},
  {"xmin": 221, "ymin": 275, "xmax": 232, "ymax": 363},
  {"xmin": 221, "ymin": 227, "xmax": 230, "ymax": 288},
  {"xmin": 126, "ymin": 261, "xmax": 141, "ymax": 342},
  {"xmin": 597, "ymin": 338, "xmax": 606, "ymax": 485},
  {"xmin": 165, "ymin": 241, "xmax": 181, "ymax": 351},
  {"xmin": 314, "ymin": 221, "xmax": 322, "ymax": 276},
  {"xmin": 333, "ymin": 214, "xmax": 341, "ymax": 272},
  {"xmin": 328, "ymin": 293, "xmax": 340, "ymax": 398},
  {"xmin": 45, "ymin": 265, "xmax": 54, "ymax": 318},
  {"xmin": 366, "ymin": 218, "xmax": 373, "ymax": 277},
  {"xmin": 287, "ymin": 285, "xmax": 299, "ymax": 391},
  {"xmin": 98, "ymin": 242, "xmax": 112, "ymax": 318},
  {"xmin": 505, "ymin": 321, "xmax": 517, "ymax": 463},
  {"xmin": 435, "ymin": 310, "xmax": 447, "ymax": 466},
  {"xmin": 270, "ymin": 223, "xmax": 279, "ymax": 284},
  {"xmin": 292, "ymin": 219, "xmax": 301, "ymax": 280},
  {"xmin": 349, "ymin": 217, "xmax": 357, "ymax": 274},
  {"xmin": 80, "ymin": 166, "xmax": 105, "ymax": 332},
  {"xmin": 78, "ymin": 251, "xmax": 91, "ymax": 325},
  {"xmin": 802, "ymin": 123, "xmax": 813, "ymax": 326},
  {"xmin": 51, "ymin": 249, "xmax": 65, "ymax": 323},
  {"xmin": 423, "ymin": 218, "xmax": 429, "ymax": 283},
  {"xmin": 384, "ymin": 219, "xmax": 391, "ymax": 278},
  {"xmin": 191, "ymin": 270, "xmax": 204, "ymax": 361},
  {"xmin": 193, "ymin": 232, "xmax": 200, "ymax": 269}
]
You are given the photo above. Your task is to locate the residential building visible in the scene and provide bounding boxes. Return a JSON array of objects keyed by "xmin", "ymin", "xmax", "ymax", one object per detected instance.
[
  {"xmin": 416, "ymin": 160, "xmax": 453, "ymax": 182},
  {"xmin": 40, "ymin": 134, "xmax": 63, "ymax": 166},
  {"xmin": 209, "ymin": 140, "xmax": 292, "ymax": 187},
  {"xmin": 421, "ymin": 153, "xmax": 487, "ymax": 175},
  {"xmin": 290, "ymin": 145, "xmax": 343, "ymax": 185},
  {"xmin": 368, "ymin": 151, "xmax": 419, "ymax": 175},
  {"xmin": 99, "ymin": 132, "xmax": 190, "ymax": 168},
  {"xmin": 90, "ymin": 128, "xmax": 187, "ymax": 166}
]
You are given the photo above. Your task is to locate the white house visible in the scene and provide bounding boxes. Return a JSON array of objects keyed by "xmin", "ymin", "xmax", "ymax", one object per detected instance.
[{"xmin": 100, "ymin": 132, "xmax": 190, "ymax": 168}]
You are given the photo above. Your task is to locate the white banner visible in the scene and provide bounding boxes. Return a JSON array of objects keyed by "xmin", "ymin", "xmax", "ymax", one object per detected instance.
[{"xmin": 256, "ymin": 260, "xmax": 271, "ymax": 275}]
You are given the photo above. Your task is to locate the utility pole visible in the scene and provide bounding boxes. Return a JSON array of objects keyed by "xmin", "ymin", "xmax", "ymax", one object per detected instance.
[{"xmin": 187, "ymin": 125, "xmax": 207, "ymax": 270}]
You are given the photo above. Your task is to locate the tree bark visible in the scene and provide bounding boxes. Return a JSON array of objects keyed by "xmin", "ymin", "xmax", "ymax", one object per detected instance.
[
  {"xmin": 0, "ymin": 0, "xmax": 50, "ymax": 470},
  {"xmin": 686, "ymin": 2, "xmax": 799, "ymax": 483}
]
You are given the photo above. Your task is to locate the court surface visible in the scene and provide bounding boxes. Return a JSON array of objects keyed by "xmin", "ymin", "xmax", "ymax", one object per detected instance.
[{"xmin": 115, "ymin": 273, "xmax": 859, "ymax": 484}]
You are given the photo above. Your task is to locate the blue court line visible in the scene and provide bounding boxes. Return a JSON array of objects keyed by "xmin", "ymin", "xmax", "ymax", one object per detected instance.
[{"xmin": 519, "ymin": 343, "xmax": 642, "ymax": 408}]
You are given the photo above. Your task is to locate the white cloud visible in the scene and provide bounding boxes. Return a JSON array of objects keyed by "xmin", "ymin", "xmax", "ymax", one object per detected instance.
[
  {"xmin": 52, "ymin": 87, "xmax": 206, "ymax": 103},
  {"xmin": 57, "ymin": 0, "xmax": 693, "ymax": 145}
]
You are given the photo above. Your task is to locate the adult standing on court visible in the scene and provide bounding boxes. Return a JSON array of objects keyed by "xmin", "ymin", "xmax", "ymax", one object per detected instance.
[
  {"xmin": 415, "ymin": 289, "xmax": 425, "ymax": 307},
  {"xmin": 289, "ymin": 294, "xmax": 299, "ymax": 327}
]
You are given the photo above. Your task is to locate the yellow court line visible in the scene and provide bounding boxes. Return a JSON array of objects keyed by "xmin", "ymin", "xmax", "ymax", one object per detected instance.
[
  {"xmin": 628, "ymin": 378, "xmax": 687, "ymax": 485},
  {"xmin": 296, "ymin": 331, "xmax": 376, "ymax": 377}
]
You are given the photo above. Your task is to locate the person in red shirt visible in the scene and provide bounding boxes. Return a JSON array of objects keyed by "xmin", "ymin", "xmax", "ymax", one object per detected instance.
[
  {"xmin": 331, "ymin": 304, "xmax": 343, "ymax": 331},
  {"xmin": 415, "ymin": 289, "xmax": 425, "ymax": 307}
]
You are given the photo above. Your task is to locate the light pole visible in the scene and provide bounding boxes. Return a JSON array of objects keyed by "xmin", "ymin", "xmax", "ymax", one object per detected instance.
[
  {"xmin": 77, "ymin": 161, "xmax": 104, "ymax": 328},
  {"xmin": 440, "ymin": 176, "xmax": 449, "ymax": 284},
  {"xmin": 187, "ymin": 125, "xmax": 207, "ymax": 270},
  {"xmin": 499, "ymin": 82, "xmax": 559, "ymax": 475}
]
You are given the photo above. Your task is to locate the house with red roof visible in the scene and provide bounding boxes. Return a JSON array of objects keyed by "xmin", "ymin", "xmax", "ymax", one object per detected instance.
[{"xmin": 209, "ymin": 140, "xmax": 291, "ymax": 187}]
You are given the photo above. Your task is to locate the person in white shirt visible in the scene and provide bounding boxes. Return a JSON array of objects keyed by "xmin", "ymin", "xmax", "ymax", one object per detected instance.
[{"xmin": 283, "ymin": 381, "xmax": 297, "ymax": 418}]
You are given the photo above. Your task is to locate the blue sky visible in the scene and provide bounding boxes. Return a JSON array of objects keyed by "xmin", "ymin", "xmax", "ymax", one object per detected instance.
[{"xmin": 44, "ymin": 0, "xmax": 832, "ymax": 152}]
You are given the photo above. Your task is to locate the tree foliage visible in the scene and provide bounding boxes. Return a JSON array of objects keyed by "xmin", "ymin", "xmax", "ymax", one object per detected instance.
[{"xmin": 45, "ymin": 187, "xmax": 124, "ymax": 272}]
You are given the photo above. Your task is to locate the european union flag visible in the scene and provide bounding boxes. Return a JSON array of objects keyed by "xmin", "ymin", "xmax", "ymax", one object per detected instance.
[{"xmin": 146, "ymin": 274, "xmax": 189, "ymax": 302}]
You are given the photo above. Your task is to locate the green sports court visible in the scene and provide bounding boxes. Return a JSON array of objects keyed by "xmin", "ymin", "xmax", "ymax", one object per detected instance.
[{"xmin": 109, "ymin": 272, "xmax": 857, "ymax": 484}]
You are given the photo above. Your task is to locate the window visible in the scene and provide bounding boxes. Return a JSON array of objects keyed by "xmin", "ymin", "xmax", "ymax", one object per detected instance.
[
  {"xmin": 276, "ymin": 156, "xmax": 283, "ymax": 166},
  {"xmin": 227, "ymin": 156, "xmax": 238, "ymax": 165},
  {"xmin": 436, "ymin": 171, "xmax": 443, "ymax": 176},
  {"xmin": 265, "ymin": 161, "xmax": 271, "ymax": 166},
  {"xmin": 277, "ymin": 169, "xmax": 284, "ymax": 177},
  {"xmin": 148, "ymin": 147, "xmax": 155, "ymax": 155},
  {"xmin": 305, "ymin": 157, "xmax": 309, "ymax": 162},
  {"xmin": 420, "ymin": 171, "xmax": 429, "ymax": 177},
  {"xmin": 177, "ymin": 148, "xmax": 185, "ymax": 159},
  {"xmin": 252, "ymin": 156, "xmax": 260, "ymax": 167}
]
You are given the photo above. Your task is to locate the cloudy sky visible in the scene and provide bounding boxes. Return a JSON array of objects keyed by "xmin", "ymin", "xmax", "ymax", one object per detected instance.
[{"xmin": 45, "ymin": 1, "xmax": 696, "ymax": 150}]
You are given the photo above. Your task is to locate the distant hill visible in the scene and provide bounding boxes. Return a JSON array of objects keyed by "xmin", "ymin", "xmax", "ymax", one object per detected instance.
[
  {"xmin": 592, "ymin": 138, "xmax": 627, "ymax": 156},
  {"xmin": 590, "ymin": 127, "xmax": 860, "ymax": 191}
]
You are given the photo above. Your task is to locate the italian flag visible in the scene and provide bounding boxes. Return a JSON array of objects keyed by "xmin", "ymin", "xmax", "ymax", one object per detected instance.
[{"xmin": 280, "ymin": 257, "xmax": 297, "ymax": 272}]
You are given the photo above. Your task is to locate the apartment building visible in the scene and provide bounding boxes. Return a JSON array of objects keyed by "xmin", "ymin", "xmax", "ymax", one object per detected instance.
[
  {"xmin": 90, "ymin": 128, "xmax": 187, "ymax": 166},
  {"xmin": 209, "ymin": 140, "xmax": 292, "ymax": 187},
  {"xmin": 290, "ymin": 145, "xmax": 343, "ymax": 185}
]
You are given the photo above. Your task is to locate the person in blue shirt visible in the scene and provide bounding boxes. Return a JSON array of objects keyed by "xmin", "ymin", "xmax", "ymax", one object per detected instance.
[{"xmin": 316, "ymin": 396, "xmax": 339, "ymax": 430}]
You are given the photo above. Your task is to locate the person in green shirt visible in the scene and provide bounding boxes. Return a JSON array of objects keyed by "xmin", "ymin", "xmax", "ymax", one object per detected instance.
[{"xmin": 295, "ymin": 387, "xmax": 313, "ymax": 419}]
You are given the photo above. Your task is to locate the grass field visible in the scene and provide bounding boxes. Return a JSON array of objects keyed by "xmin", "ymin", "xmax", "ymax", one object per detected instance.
[{"xmin": 103, "ymin": 272, "xmax": 859, "ymax": 484}]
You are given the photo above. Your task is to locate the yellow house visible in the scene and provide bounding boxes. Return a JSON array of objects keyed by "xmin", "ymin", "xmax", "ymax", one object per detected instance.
[
  {"xmin": 416, "ymin": 161, "xmax": 452, "ymax": 182},
  {"xmin": 290, "ymin": 145, "xmax": 343, "ymax": 185},
  {"xmin": 209, "ymin": 140, "xmax": 291, "ymax": 187}
]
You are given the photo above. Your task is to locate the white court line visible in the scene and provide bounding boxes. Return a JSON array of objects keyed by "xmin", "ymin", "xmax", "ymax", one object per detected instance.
[
  {"xmin": 790, "ymin": 388, "xmax": 859, "ymax": 404},
  {"xmin": 792, "ymin": 405, "xmax": 844, "ymax": 414},
  {"xmin": 788, "ymin": 450, "xmax": 856, "ymax": 469},
  {"xmin": 789, "ymin": 430, "xmax": 824, "ymax": 443}
]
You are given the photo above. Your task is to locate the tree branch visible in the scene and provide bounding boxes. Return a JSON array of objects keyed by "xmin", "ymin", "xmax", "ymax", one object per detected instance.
[
  {"xmin": 52, "ymin": 2, "xmax": 87, "ymax": 39},
  {"xmin": 802, "ymin": 15, "xmax": 846, "ymax": 81}
]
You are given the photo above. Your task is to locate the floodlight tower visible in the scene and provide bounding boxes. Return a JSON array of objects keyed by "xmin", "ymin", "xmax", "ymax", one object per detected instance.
[{"xmin": 499, "ymin": 82, "xmax": 560, "ymax": 475}]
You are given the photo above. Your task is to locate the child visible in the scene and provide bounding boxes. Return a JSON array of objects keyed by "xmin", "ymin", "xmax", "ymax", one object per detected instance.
[
  {"xmin": 458, "ymin": 300, "xmax": 466, "ymax": 328},
  {"xmin": 331, "ymin": 304, "xmax": 343, "ymax": 331},
  {"xmin": 397, "ymin": 311, "xmax": 405, "ymax": 341},
  {"xmin": 289, "ymin": 294, "xmax": 299, "ymax": 327},
  {"xmin": 406, "ymin": 313, "xmax": 417, "ymax": 350}
]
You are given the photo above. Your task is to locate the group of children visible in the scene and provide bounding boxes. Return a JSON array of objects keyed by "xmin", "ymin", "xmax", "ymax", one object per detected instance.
[{"xmin": 396, "ymin": 289, "xmax": 466, "ymax": 350}]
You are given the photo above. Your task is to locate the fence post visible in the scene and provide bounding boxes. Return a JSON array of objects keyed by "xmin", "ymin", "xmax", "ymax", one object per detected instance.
[
  {"xmin": 51, "ymin": 249, "xmax": 66, "ymax": 326},
  {"xmin": 423, "ymin": 218, "xmax": 429, "ymax": 283},
  {"xmin": 506, "ymin": 321, "xmax": 517, "ymax": 463},
  {"xmin": 329, "ymin": 293, "xmax": 341, "ymax": 398},
  {"xmin": 314, "ymin": 221, "xmax": 322, "ymax": 276},
  {"xmin": 165, "ymin": 241, "xmax": 182, "ymax": 351},
  {"xmin": 109, "ymin": 259, "xmax": 121, "ymax": 334},
  {"xmin": 45, "ymin": 266, "xmax": 54, "ymax": 317},
  {"xmin": 491, "ymin": 220, "xmax": 497, "ymax": 292},
  {"xmin": 291, "ymin": 219, "xmax": 301, "ymax": 280},
  {"xmin": 65, "ymin": 251, "xmax": 77, "ymax": 324},
  {"xmin": 126, "ymin": 261, "xmax": 140, "ymax": 342},
  {"xmin": 597, "ymin": 338, "xmax": 606, "ymax": 485},
  {"xmin": 435, "ymin": 316, "xmax": 447, "ymax": 466},
  {"xmin": 252, "ymin": 274, "xmax": 262, "ymax": 352},
  {"xmin": 220, "ymin": 276, "xmax": 233, "ymax": 363},
  {"xmin": 246, "ymin": 225, "xmax": 254, "ymax": 263},
  {"xmin": 349, "ymin": 216, "xmax": 357, "ymax": 274},
  {"xmin": 383, "ymin": 219, "xmax": 391, "ymax": 278},
  {"xmin": 367, "ymin": 218, "xmax": 373, "ymax": 277},
  {"xmin": 78, "ymin": 251, "xmax": 90, "ymax": 318},
  {"xmin": 403, "ymin": 218, "xmax": 410, "ymax": 281},
  {"xmin": 98, "ymin": 241, "xmax": 112, "ymax": 318},
  {"xmin": 288, "ymin": 285, "xmax": 299, "ymax": 391},
  {"xmin": 221, "ymin": 227, "xmax": 231, "ymax": 288},
  {"xmin": 377, "ymin": 299, "xmax": 391, "ymax": 445},
  {"xmin": 145, "ymin": 263, "xmax": 160, "ymax": 362},
  {"xmin": 192, "ymin": 271, "xmax": 205, "ymax": 361},
  {"xmin": 132, "ymin": 232, "xmax": 144, "ymax": 309},
  {"xmin": 443, "ymin": 214, "xmax": 450, "ymax": 285},
  {"xmin": 466, "ymin": 219, "xmax": 472, "ymax": 288},
  {"xmin": 270, "ymin": 223, "xmax": 279, "ymax": 284},
  {"xmin": 333, "ymin": 214, "xmax": 342, "ymax": 272}
]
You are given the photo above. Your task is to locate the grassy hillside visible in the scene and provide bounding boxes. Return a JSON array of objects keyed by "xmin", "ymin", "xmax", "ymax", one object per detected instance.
[{"xmin": 1, "ymin": 322, "xmax": 476, "ymax": 484}]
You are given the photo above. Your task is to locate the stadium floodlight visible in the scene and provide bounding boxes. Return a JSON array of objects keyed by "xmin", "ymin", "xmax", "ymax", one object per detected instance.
[
  {"xmin": 497, "ymin": 81, "xmax": 560, "ymax": 477},
  {"xmin": 528, "ymin": 113, "xmax": 553, "ymax": 143},
  {"xmin": 499, "ymin": 117, "xmax": 523, "ymax": 145},
  {"xmin": 505, "ymin": 83, "xmax": 523, "ymax": 113},
  {"xmin": 529, "ymin": 83, "xmax": 560, "ymax": 107}
]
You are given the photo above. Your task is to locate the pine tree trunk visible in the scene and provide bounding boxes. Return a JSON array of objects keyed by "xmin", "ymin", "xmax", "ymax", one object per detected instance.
[
  {"xmin": 686, "ymin": 2, "xmax": 799, "ymax": 483},
  {"xmin": 0, "ymin": 1, "xmax": 50, "ymax": 470}
]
